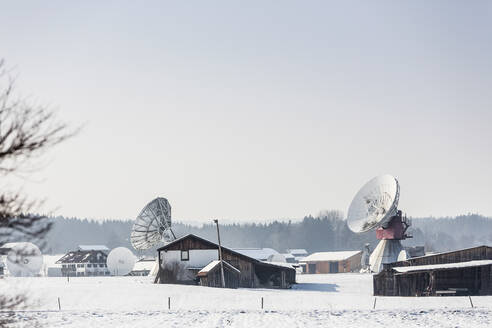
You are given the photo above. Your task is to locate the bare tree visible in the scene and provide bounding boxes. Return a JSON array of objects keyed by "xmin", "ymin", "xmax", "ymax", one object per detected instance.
[{"xmin": 0, "ymin": 59, "xmax": 74, "ymax": 327}]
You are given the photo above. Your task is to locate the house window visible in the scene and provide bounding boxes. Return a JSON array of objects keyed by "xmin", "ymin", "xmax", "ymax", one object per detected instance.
[
  {"xmin": 87, "ymin": 264, "xmax": 92, "ymax": 268},
  {"xmin": 181, "ymin": 250, "xmax": 189, "ymax": 261}
]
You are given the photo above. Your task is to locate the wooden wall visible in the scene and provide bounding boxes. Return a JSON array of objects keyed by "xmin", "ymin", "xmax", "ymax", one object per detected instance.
[
  {"xmin": 374, "ymin": 264, "xmax": 492, "ymax": 296},
  {"xmin": 388, "ymin": 246, "xmax": 492, "ymax": 269}
]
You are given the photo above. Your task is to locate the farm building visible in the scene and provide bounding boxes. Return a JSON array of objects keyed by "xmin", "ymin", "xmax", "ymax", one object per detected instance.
[
  {"xmin": 56, "ymin": 249, "xmax": 110, "ymax": 277},
  {"xmin": 197, "ymin": 260, "xmax": 241, "ymax": 288},
  {"xmin": 374, "ymin": 245, "xmax": 492, "ymax": 296},
  {"xmin": 300, "ymin": 250, "xmax": 362, "ymax": 273},
  {"xmin": 129, "ymin": 258, "xmax": 158, "ymax": 276},
  {"xmin": 156, "ymin": 234, "xmax": 296, "ymax": 288}
]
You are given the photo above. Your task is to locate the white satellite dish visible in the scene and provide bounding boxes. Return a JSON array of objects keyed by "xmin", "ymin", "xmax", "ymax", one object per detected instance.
[
  {"xmin": 6, "ymin": 242, "xmax": 43, "ymax": 277},
  {"xmin": 107, "ymin": 247, "xmax": 136, "ymax": 276},
  {"xmin": 347, "ymin": 174, "xmax": 399, "ymax": 233},
  {"xmin": 130, "ymin": 197, "xmax": 176, "ymax": 250},
  {"xmin": 347, "ymin": 175, "xmax": 410, "ymax": 273}
]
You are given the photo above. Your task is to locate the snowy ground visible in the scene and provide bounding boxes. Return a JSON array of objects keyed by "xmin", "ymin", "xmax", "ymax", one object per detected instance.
[{"xmin": 2, "ymin": 273, "xmax": 491, "ymax": 327}]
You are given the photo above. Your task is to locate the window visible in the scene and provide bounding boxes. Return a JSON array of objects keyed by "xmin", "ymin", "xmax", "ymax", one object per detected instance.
[
  {"xmin": 99, "ymin": 264, "xmax": 104, "ymax": 268},
  {"xmin": 181, "ymin": 250, "xmax": 189, "ymax": 261},
  {"xmin": 87, "ymin": 264, "xmax": 92, "ymax": 268}
]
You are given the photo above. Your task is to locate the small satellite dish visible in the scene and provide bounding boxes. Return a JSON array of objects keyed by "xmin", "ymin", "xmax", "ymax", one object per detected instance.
[
  {"xmin": 6, "ymin": 242, "xmax": 43, "ymax": 277},
  {"xmin": 106, "ymin": 247, "xmax": 136, "ymax": 276},
  {"xmin": 347, "ymin": 174, "xmax": 399, "ymax": 233},
  {"xmin": 130, "ymin": 197, "xmax": 176, "ymax": 250}
]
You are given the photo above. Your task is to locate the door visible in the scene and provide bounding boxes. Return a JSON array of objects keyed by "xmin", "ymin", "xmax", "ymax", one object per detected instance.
[
  {"xmin": 329, "ymin": 261, "xmax": 339, "ymax": 273},
  {"xmin": 308, "ymin": 263, "xmax": 316, "ymax": 274}
]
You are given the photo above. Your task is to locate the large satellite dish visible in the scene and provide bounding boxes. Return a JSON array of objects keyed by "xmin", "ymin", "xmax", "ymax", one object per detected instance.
[
  {"xmin": 347, "ymin": 174, "xmax": 400, "ymax": 233},
  {"xmin": 346, "ymin": 175, "xmax": 410, "ymax": 273},
  {"xmin": 130, "ymin": 197, "xmax": 176, "ymax": 250},
  {"xmin": 5, "ymin": 242, "xmax": 43, "ymax": 277},
  {"xmin": 106, "ymin": 247, "xmax": 136, "ymax": 276}
]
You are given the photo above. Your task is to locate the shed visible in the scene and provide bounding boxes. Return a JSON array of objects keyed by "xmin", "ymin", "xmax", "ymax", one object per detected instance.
[
  {"xmin": 301, "ymin": 251, "xmax": 362, "ymax": 273},
  {"xmin": 374, "ymin": 245, "xmax": 492, "ymax": 296},
  {"xmin": 197, "ymin": 260, "xmax": 240, "ymax": 288}
]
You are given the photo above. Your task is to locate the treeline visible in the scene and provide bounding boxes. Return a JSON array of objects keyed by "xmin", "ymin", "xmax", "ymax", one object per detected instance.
[{"xmin": 42, "ymin": 212, "xmax": 492, "ymax": 255}]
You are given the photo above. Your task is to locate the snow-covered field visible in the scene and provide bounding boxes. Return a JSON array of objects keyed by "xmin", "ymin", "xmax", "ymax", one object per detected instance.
[{"xmin": 2, "ymin": 273, "xmax": 491, "ymax": 327}]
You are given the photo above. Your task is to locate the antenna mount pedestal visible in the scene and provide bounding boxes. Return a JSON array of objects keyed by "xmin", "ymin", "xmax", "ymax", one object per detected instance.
[{"xmin": 375, "ymin": 211, "xmax": 412, "ymax": 240}]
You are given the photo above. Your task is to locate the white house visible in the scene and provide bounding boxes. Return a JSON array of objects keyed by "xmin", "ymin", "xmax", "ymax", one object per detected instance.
[{"xmin": 56, "ymin": 250, "xmax": 110, "ymax": 277}]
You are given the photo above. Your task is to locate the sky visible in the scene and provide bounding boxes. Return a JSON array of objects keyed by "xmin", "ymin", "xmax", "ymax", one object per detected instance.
[{"xmin": 1, "ymin": 1, "xmax": 491, "ymax": 222}]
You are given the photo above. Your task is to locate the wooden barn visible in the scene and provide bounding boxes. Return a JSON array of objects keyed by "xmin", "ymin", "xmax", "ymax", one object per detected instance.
[
  {"xmin": 156, "ymin": 234, "xmax": 296, "ymax": 288},
  {"xmin": 374, "ymin": 245, "xmax": 492, "ymax": 296},
  {"xmin": 300, "ymin": 250, "xmax": 362, "ymax": 273}
]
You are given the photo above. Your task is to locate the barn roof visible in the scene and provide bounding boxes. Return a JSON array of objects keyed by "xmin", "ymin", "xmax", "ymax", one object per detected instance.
[
  {"xmin": 301, "ymin": 250, "xmax": 361, "ymax": 262},
  {"xmin": 393, "ymin": 260, "xmax": 492, "ymax": 273},
  {"xmin": 78, "ymin": 245, "xmax": 109, "ymax": 251},
  {"xmin": 232, "ymin": 248, "xmax": 279, "ymax": 261}
]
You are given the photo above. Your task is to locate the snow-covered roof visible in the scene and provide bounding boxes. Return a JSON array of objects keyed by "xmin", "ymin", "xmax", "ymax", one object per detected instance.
[
  {"xmin": 132, "ymin": 259, "xmax": 156, "ymax": 272},
  {"xmin": 393, "ymin": 260, "xmax": 492, "ymax": 273},
  {"xmin": 287, "ymin": 249, "xmax": 308, "ymax": 256},
  {"xmin": 301, "ymin": 251, "xmax": 361, "ymax": 262},
  {"xmin": 197, "ymin": 260, "xmax": 240, "ymax": 276},
  {"xmin": 78, "ymin": 245, "xmax": 109, "ymax": 251},
  {"xmin": 262, "ymin": 261, "xmax": 294, "ymax": 269},
  {"xmin": 56, "ymin": 250, "xmax": 107, "ymax": 264},
  {"xmin": 232, "ymin": 248, "xmax": 279, "ymax": 261},
  {"xmin": 280, "ymin": 253, "xmax": 295, "ymax": 259}
]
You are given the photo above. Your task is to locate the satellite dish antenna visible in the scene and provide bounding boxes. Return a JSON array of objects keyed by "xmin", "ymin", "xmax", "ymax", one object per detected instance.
[
  {"xmin": 347, "ymin": 175, "xmax": 410, "ymax": 273},
  {"xmin": 5, "ymin": 242, "xmax": 43, "ymax": 277},
  {"xmin": 106, "ymin": 247, "xmax": 136, "ymax": 276},
  {"xmin": 130, "ymin": 197, "xmax": 177, "ymax": 251}
]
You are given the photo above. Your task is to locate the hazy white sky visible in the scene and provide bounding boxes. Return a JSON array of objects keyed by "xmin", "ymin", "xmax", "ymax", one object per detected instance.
[{"xmin": 1, "ymin": 1, "xmax": 491, "ymax": 222}]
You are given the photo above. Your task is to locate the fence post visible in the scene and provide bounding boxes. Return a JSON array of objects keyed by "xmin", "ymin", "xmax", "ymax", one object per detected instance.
[
  {"xmin": 469, "ymin": 296, "xmax": 474, "ymax": 308},
  {"xmin": 168, "ymin": 297, "xmax": 171, "ymax": 310},
  {"xmin": 373, "ymin": 297, "xmax": 377, "ymax": 309},
  {"xmin": 58, "ymin": 297, "xmax": 61, "ymax": 311},
  {"xmin": 261, "ymin": 297, "xmax": 264, "ymax": 310}
]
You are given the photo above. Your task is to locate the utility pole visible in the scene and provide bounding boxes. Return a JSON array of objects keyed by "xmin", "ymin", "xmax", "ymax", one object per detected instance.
[{"xmin": 213, "ymin": 219, "xmax": 226, "ymax": 288}]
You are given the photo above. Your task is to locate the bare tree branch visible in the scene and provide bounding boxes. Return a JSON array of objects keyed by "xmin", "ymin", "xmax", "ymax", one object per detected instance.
[{"xmin": 0, "ymin": 59, "xmax": 75, "ymax": 327}]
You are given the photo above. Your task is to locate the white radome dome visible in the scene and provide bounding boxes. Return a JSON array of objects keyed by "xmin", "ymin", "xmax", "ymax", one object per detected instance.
[
  {"xmin": 106, "ymin": 247, "xmax": 136, "ymax": 276},
  {"xmin": 6, "ymin": 242, "xmax": 43, "ymax": 277}
]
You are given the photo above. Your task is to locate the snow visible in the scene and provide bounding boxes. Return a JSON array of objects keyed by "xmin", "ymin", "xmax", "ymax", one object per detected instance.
[
  {"xmin": 1, "ymin": 273, "xmax": 491, "ymax": 327},
  {"xmin": 131, "ymin": 259, "xmax": 156, "ymax": 272},
  {"xmin": 393, "ymin": 260, "xmax": 492, "ymax": 273},
  {"xmin": 286, "ymin": 249, "xmax": 308, "ymax": 256},
  {"xmin": 233, "ymin": 248, "xmax": 279, "ymax": 261},
  {"xmin": 302, "ymin": 251, "xmax": 361, "ymax": 262},
  {"xmin": 78, "ymin": 245, "xmax": 109, "ymax": 251}
]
